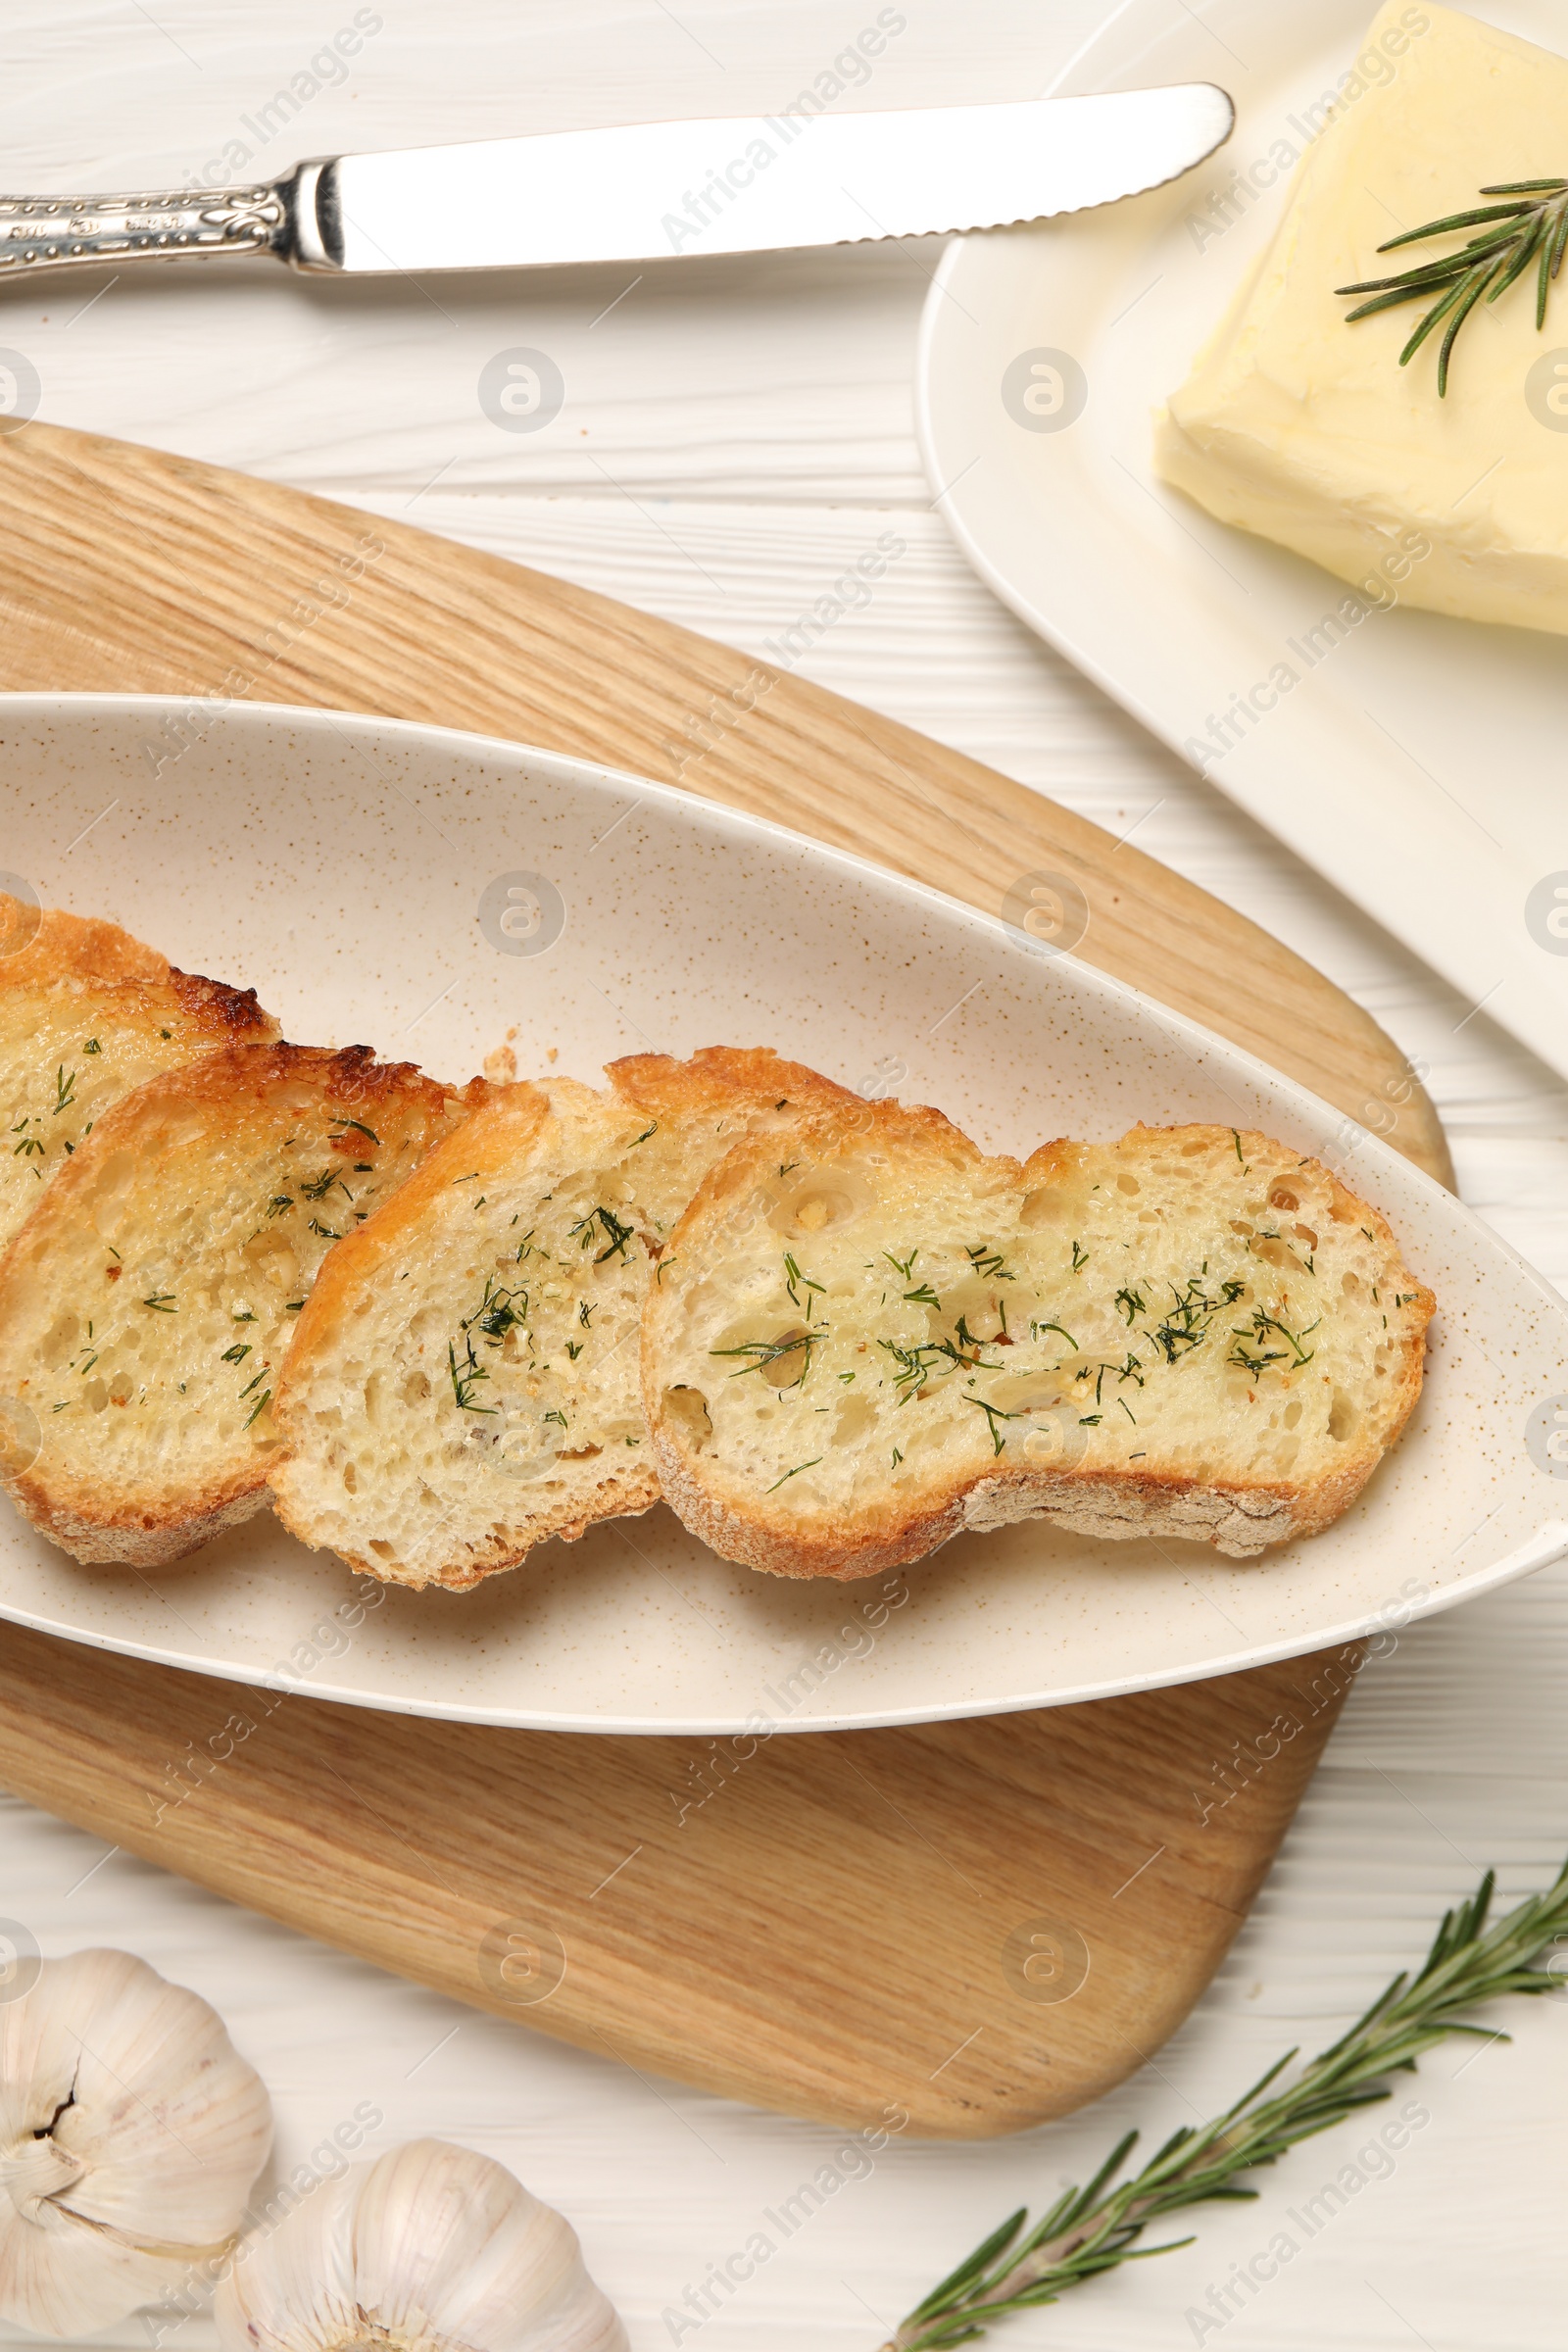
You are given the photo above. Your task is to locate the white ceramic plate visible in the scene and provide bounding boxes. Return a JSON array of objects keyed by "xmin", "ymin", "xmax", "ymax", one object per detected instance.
[
  {"xmin": 3, "ymin": 693, "xmax": 1567, "ymax": 1733},
  {"xmin": 917, "ymin": 0, "xmax": 1568, "ymax": 1085}
]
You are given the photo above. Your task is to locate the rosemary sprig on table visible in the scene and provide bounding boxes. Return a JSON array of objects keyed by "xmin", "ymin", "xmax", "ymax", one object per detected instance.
[
  {"xmin": 1338, "ymin": 176, "xmax": 1568, "ymax": 395},
  {"xmin": 878, "ymin": 1855, "xmax": 1568, "ymax": 2351}
]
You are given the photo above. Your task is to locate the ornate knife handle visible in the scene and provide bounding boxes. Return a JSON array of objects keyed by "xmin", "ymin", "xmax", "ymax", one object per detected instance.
[{"xmin": 0, "ymin": 162, "xmax": 339, "ymax": 276}]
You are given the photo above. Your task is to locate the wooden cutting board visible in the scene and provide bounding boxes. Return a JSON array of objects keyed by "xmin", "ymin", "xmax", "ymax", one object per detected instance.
[{"xmin": 0, "ymin": 420, "xmax": 1449, "ymax": 2139}]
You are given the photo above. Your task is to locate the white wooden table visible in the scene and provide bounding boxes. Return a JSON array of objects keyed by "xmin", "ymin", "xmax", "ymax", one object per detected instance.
[{"xmin": 2, "ymin": 5, "xmax": 1565, "ymax": 2346}]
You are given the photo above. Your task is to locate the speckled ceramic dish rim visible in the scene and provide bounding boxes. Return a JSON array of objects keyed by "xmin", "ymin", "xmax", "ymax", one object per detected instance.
[{"xmin": 1, "ymin": 692, "xmax": 1565, "ymax": 1735}]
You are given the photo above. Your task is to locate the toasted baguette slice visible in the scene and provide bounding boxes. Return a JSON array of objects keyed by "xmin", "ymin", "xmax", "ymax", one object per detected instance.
[
  {"xmin": 0, "ymin": 892, "xmax": 171, "ymax": 985},
  {"xmin": 0, "ymin": 1045, "xmax": 468, "ymax": 1567},
  {"xmin": 0, "ymin": 969, "xmax": 280, "ymax": 1253},
  {"xmin": 270, "ymin": 1048, "xmax": 853, "ymax": 1592},
  {"xmin": 642, "ymin": 1110, "xmax": 1436, "ymax": 1578}
]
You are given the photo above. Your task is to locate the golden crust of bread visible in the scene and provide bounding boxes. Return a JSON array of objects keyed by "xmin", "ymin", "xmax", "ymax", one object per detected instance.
[
  {"xmin": 0, "ymin": 968, "xmax": 276, "ymax": 1056},
  {"xmin": 643, "ymin": 1113, "xmax": 1435, "ymax": 1579},
  {"xmin": 608, "ymin": 1045, "xmax": 857, "ymax": 1120},
  {"xmin": 0, "ymin": 893, "xmax": 171, "ymax": 985},
  {"xmin": 0, "ymin": 1044, "xmax": 470, "ymax": 1567}
]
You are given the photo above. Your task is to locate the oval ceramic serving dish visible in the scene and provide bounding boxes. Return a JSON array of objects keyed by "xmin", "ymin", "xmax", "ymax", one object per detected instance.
[{"xmin": 1, "ymin": 693, "xmax": 1565, "ymax": 1733}]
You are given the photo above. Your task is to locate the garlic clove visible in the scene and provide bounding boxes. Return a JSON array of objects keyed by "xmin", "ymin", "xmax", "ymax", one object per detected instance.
[
  {"xmin": 219, "ymin": 2169, "xmax": 361, "ymax": 2352},
  {"xmin": 354, "ymin": 2140, "xmax": 624, "ymax": 2352},
  {"xmin": 46, "ymin": 1952, "xmax": 272, "ymax": 2243},
  {"xmin": 216, "ymin": 2140, "xmax": 627, "ymax": 2352},
  {"xmin": 0, "ymin": 2204, "xmax": 183, "ymax": 2346},
  {"xmin": 0, "ymin": 1949, "xmax": 272, "ymax": 2338}
]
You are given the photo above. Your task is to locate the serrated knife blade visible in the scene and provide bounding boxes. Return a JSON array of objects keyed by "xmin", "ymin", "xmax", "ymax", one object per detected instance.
[{"xmin": 0, "ymin": 85, "xmax": 1233, "ymax": 282}]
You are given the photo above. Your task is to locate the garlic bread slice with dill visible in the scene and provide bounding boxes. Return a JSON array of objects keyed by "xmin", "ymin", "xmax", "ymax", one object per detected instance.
[
  {"xmin": 272, "ymin": 1079, "xmax": 660, "ymax": 1589},
  {"xmin": 641, "ymin": 1109, "xmax": 1434, "ymax": 1579},
  {"xmin": 0, "ymin": 1044, "xmax": 466, "ymax": 1567}
]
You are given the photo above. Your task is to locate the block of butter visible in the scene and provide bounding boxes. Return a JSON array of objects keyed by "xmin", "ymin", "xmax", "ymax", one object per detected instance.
[{"xmin": 1156, "ymin": 1, "xmax": 1568, "ymax": 638}]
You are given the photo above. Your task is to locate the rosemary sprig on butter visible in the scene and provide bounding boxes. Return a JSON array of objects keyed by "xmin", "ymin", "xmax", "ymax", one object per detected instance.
[
  {"xmin": 1338, "ymin": 175, "xmax": 1568, "ymax": 394},
  {"xmin": 879, "ymin": 1854, "xmax": 1568, "ymax": 2350}
]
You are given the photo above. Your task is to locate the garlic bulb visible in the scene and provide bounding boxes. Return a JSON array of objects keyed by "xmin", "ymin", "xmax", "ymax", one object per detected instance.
[
  {"xmin": 0, "ymin": 1947, "xmax": 272, "ymax": 2338},
  {"xmin": 215, "ymin": 2138, "xmax": 627, "ymax": 2352}
]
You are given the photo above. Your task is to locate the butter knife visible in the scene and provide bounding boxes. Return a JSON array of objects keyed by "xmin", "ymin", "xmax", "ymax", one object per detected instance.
[{"xmin": 0, "ymin": 86, "xmax": 1233, "ymax": 279}]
